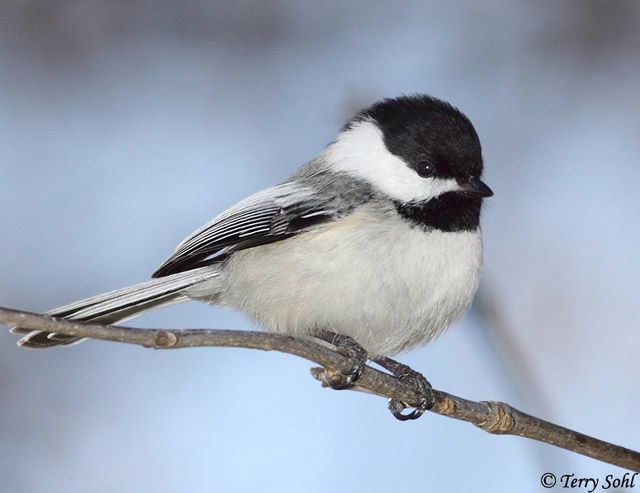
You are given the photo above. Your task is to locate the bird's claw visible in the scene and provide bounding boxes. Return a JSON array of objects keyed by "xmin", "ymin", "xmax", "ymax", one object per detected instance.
[
  {"xmin": 375, "ymin": 357, "xmax": 436, "ymax": 421},
  {"xmin": 315, "ymin": 331, "xmax": 368, "ymax": 389}
]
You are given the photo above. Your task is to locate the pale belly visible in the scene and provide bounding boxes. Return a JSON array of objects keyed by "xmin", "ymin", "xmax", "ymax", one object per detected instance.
[{"xmin": 212, "ymin": 209, "xmax": 483, "ymax": 357}]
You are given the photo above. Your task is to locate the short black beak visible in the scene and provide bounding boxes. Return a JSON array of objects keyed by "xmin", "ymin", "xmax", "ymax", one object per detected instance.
[{"xmin": 458, "ymin": 176, "xmax": 493, "ymax": 198}]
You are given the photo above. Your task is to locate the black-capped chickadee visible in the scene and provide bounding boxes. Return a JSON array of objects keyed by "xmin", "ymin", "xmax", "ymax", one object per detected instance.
[{"xmin": 12, "ymin": 95, "xmax": 492, "ymax": 366}]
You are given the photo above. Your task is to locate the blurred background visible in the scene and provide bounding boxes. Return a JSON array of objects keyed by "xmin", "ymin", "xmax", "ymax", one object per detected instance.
[{"xmin": 1, "ymin": 1, "xmax": 639, "ymax": 492}]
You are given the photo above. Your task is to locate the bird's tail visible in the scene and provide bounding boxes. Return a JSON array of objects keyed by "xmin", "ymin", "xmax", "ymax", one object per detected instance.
[{"xmin": 11, "ymin": 266, "xmax": 220, "ymax": 349}]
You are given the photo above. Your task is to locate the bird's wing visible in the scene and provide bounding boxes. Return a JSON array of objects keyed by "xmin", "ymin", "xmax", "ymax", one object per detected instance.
[{"xmin": 152, "ymin": 179, "xmax": 365, "ymax": 277}]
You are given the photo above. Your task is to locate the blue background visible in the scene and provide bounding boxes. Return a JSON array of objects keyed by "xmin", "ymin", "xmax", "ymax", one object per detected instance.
[{"xmin": 1, "ymin": 2, "xmax": 639, "ymax": 492}]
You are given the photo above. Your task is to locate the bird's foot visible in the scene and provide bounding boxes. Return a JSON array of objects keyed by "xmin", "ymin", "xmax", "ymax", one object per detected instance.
[
  {"xmin": 374, "ymin": 357, "xmax": 436, "ymax": 421},
  {"xmin": 314, "ymin": 330, "xmax": 368, "ymax": 389}
]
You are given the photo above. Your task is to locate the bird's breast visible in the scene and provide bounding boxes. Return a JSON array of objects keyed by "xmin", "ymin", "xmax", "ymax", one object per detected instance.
[{"xmin": 219, "ymin": 206, "xmax": 484, "ymax": 357}]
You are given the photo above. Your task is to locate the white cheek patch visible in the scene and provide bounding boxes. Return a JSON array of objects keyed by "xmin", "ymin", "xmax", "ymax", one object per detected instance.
[{"xmin": 326, "ymin": 120, "xmax": 459, "ymax": 203}]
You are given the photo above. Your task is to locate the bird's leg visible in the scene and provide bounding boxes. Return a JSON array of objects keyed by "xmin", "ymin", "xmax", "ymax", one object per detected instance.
[
  {"xmin": 373, "ymin": 357, "xmax": 436, "ymax": 421},
  {"xmin": 313, "ymin": 330, "xmax": 368, "ymax": 389}
]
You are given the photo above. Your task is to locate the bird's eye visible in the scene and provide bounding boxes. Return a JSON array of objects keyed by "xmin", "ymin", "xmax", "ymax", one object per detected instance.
[{"xmin": 417, "ymin": 161, "xmax": 435, "ymax": 178}]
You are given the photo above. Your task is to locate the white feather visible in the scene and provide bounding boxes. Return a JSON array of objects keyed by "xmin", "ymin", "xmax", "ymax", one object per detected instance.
[
  {"xmin": 326, "ymin": 120, "xmax": 460, "ymax": 203},
  {"xmin": 190, "ymin": 204, "xmax": 483, "ymax": 357}
]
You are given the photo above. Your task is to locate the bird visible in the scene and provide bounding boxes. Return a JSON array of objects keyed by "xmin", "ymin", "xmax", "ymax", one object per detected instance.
[{"xmin": 11, "ymin": 94, "xmax": 492, "ymax": 416}]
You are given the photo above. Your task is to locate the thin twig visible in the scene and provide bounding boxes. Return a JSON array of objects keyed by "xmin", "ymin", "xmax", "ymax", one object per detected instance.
[{"xmin": 1, "ymin": 306, "xmax": 638, "ymax": 472}]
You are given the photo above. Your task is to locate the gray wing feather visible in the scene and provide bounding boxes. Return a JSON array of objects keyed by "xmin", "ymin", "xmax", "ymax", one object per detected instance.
[{"xmin": 153, "ymin": 169, "xmax": 372, "ymax": 277}]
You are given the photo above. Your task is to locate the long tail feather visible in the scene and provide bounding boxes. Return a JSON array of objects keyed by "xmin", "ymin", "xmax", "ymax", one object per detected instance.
[{"xmin": 11, "ymin": 266, "xmax": 220, "ymax": 349}]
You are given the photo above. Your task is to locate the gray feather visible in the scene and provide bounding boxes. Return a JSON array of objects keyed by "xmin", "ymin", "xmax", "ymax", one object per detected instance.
[
  {"xmin": 12, "ymin": 266, "xmax": 221, "ymax": 348},
  {"xmin": 153, "ymin": 158, "xmax": 375, "ymax": 277},
  {"xmin": 14, "ymin": 160, "xmax": 375, "ymax": 348}
]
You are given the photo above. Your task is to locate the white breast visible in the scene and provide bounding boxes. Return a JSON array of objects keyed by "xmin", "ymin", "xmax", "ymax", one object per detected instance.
[{"xmin": 211, "ymin": 206, "xmax": 483, "ymax": 357}]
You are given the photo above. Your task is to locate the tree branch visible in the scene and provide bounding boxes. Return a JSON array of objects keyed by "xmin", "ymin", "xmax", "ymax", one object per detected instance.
[{"xmin": 1, "ymin": 306, "xmax": 638, "ymax": 472}]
